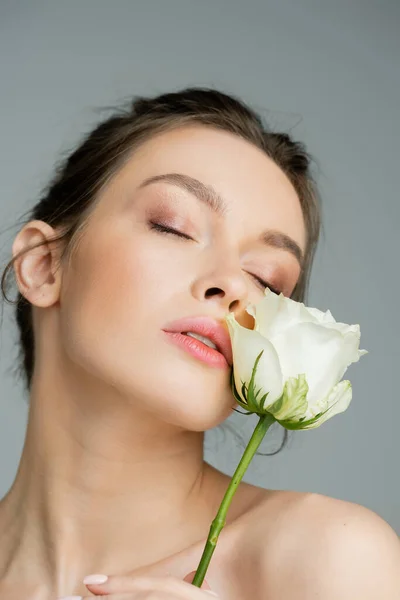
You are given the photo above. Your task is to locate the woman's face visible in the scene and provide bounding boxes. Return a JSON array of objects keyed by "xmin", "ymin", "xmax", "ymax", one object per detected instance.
[{"xmin": 59, "ymin": 126, "xmax": 306, "ymax": 431}]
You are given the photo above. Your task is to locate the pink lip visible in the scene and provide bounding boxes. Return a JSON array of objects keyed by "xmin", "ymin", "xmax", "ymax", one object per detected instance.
[{"xmin": 162, "ymin": 316, "xmax": 233, "ymax": 368}]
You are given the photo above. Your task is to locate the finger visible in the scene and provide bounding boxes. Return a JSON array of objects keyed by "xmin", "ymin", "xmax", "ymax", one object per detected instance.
[
  {"xmin": 82, "ymin": 594, "xmax": 217, "ymax": 600},
  {"xmin": 83, "ymin": 573, "xmax": 219, "ymax": 597},
  {"xmin": 81, "ymin": 595, "xmax": 178, "ymax": 600},
  {"xmin": 82, "ymin": 595, "xmax": 178, "ymax": 600},
  {"xmin": 183, "ymin": 570, "xmax": 212, "ymax": 590}
]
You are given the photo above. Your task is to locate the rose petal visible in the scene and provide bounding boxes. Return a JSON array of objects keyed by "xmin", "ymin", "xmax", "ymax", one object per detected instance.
[
  {"xmin": 225, "ymin": 313, "xmax": 284, "ymax": 407},
  {"xmin": 300, "ymin": 380, "xmax": 352, "ymax": 429},
  {"xmin": 271, "ymin": 322, "xmax": 363, "ymax": 408},
  {"xmin": 253, "ymin": 290, "xmax": 321, "ymax": 339}
]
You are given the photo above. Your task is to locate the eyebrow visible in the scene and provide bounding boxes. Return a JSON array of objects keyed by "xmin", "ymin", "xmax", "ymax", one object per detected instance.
[{"xmin": 138, "ymin": 172, "xmax": 304, "ymax": 267}]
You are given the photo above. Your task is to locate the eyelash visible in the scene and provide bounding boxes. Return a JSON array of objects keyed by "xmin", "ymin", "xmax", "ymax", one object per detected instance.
[
  {"xmin": 149, "ymin": 221, "xmax": 193, "ymax": 240},
  {"xmin": 149, "ymin": 221, "xmax": 281, "ymax": 294}
]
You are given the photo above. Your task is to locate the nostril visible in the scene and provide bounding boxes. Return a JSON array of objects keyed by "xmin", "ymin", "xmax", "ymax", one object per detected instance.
[{"xmin": 205, "ymin": 287, "xmax": 224, "ymax": 298}]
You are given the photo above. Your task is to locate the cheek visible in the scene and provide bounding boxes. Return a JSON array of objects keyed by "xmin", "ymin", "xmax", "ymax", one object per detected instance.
[
  {"xmin": 58, "ymin": 233, "xmax": 184, "ymax": 381},
  {"xmin": 77, "ymin": 234, "xmax": 177, "ymax": 320},
  {"xmin": 57, "ymin": 231, "xmax": 236, "ymax": 429}
]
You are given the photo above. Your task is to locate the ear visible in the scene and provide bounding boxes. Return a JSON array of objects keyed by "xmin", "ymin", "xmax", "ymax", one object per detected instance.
[{"xmin": 12, "ymin": 219, "xmax": 63, "ymax": 308}]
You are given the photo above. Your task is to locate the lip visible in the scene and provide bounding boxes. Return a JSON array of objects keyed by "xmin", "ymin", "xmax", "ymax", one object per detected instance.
[{"xmin": 162, "ymin": 315, "xmax": 233, "ymax": 367}]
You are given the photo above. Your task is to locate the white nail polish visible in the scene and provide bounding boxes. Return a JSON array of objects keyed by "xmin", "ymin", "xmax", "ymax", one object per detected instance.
[
  {"xmin": 205, "ymin": 592, "xmax": 219, "ymax": 597},
  {"xmin": 57, "ymin": 596, "xmax": 83, "ymax": 600},
  {"xmin": 83, "ymin": 573, "xmax": 108, "ymax": 584}
]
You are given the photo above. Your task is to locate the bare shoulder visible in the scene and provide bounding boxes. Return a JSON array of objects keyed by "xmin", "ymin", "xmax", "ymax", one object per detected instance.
[{"xmin": 234, "ymin": 489, "xmax": 400, "ymax": 599}]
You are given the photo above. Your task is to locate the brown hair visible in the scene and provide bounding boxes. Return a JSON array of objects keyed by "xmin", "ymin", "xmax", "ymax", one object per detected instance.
[{"xmin": 1, "ymin": 87, "xmax": 321, "ymax": 407}]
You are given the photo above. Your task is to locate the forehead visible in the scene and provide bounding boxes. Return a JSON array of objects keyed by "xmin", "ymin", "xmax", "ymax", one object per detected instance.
[{"xmin": 105, "ymin": 125, "xmax": 307, "ymax": 251}]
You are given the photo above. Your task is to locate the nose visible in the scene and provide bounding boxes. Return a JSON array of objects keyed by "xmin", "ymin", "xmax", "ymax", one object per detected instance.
[{"xmin": 191, "ymin": 257, "xmax": 253, "ymax": 322}]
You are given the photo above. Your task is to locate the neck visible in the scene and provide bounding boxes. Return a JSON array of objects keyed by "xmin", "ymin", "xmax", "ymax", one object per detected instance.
[{"xmin": 0, "ymin": 369, "xmax": 220, "ymax": 596}]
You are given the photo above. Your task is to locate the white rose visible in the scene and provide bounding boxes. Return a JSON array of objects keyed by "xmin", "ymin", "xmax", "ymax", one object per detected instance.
[{"xmin": 225, "ymin": 289, "xmax": 367, "ymax": 430}]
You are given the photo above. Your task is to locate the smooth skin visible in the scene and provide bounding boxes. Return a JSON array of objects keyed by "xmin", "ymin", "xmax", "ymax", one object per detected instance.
[{"xmin": 0, "ymin": 126, "xmax": 398, "ymax": 600}]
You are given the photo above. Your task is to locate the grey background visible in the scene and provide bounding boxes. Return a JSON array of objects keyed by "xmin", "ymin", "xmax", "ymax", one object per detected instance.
[{"xmin": 0, "ymin": 1, "xmax": 399, "ymax": 533}]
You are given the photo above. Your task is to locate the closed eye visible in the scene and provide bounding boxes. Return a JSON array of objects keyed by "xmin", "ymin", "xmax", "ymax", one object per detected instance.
[
  {"xmin": 249, "ymin": 273, "xmax": 280, "ymax": 295},
  {"xmin": 149, "ymin": 221, "xmax": 193, "ymax": 240},
  {"xmin": 150, "ymin": 221, "xmax": 281, "ymax": 294}
]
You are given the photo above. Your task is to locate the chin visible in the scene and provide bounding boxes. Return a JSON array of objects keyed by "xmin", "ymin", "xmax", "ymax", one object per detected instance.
[
  {"xmin": 138, "ymin": 381, "xmax": 235, "ymax": 432},
  {"xmin": 66, "ymin": 332, "xmax": 234, "ymax": 430},
  {"xmin": 147, "ymin": 360, "xmax": 234, "ymax": 429}
]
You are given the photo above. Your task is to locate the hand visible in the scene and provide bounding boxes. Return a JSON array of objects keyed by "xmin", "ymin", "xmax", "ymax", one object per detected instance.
[{"xmin": 76, "ymin": 570, "xmax": 219, "ymax": 598}]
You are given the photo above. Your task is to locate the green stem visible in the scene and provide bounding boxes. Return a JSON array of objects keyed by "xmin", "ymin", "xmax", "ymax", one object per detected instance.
[{"xmin": 191, "ymin": 413, "xmax": 275, "ymax": 587}]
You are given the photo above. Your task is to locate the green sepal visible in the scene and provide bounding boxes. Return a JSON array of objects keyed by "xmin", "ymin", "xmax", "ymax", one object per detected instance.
[
  {"xmin": 245, "ymin": 351, "xmax": 265, "ymax": 412},
  {"xmin": 230, "ymin": 368, "xmax": 252, "ymax": 411},
  {"xmin": 278, "ymin": 411, "xmax": 323, "ymax": 430},
  {"xmin": 268, "ymin": 373, "xmax": 309, "ymax": 421},
  {"xmin": 259, "ymin": 391, "xmax": 269, "ymax": 412},
  {"xmin": 230, "ymin": 351, "xmax": 274, "ymax": 416}
]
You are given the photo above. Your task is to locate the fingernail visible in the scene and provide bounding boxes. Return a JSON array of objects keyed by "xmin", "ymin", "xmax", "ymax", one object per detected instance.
[
  {"xmin": 83, "ymin": 573, "xmax": 108, "ymax": 584},
  {"xmin": 205, "ymin": 592, "xmax": 219, "ymax": 597},
  {"xmin": 57, "ymin": 597, "xmax": 83, "ymax": 600}
]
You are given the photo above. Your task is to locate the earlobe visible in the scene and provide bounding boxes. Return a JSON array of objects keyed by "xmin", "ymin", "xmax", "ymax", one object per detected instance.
[{"xmin": 11, "ymin": 220, "xmax": 62, "ymax": 308}]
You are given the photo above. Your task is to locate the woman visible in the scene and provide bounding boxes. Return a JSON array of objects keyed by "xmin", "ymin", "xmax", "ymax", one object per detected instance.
[{"xmin": 0, "ymin": 88, "xmax": 398, "ymax": 600}]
